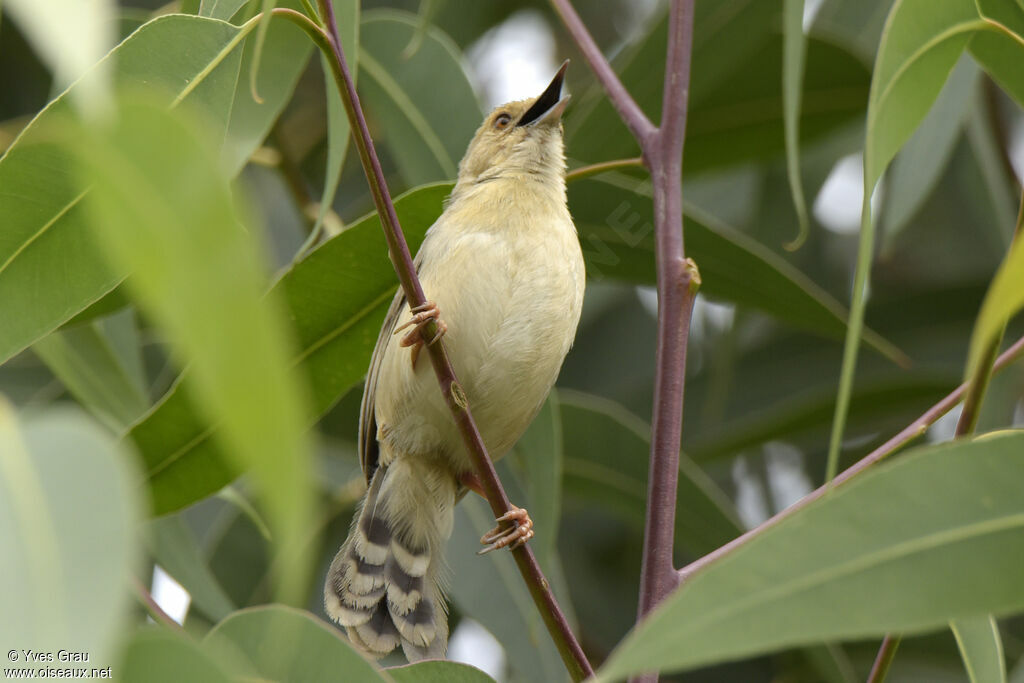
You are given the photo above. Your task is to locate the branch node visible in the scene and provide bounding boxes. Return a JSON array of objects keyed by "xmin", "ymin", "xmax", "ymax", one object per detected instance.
[
  {"xmin": 450, "ymin": 381, "xmax": 468, "ymax": 410},
  {"xmin": 684, "ymin": 257, "xmax": 701, "ymax": 295}
]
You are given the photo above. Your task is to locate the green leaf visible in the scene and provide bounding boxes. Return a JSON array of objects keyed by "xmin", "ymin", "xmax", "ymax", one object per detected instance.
[
  {"xmin": 952, "ymin": 615, "xmax": 1006, "ymax": 683},
  {"xmin": 568, "ymin": 176, "xmax": 904, "ymax": 363},
  {"xmin": 827, "ymin": 0, "xmax": 983, "ymax": 481},
  {"xmin": 970, "ymin": 0, "xmax": 1024, "ymax": 108},
  {"xmin": 965, "ymin": 236, "xmax": 1024, "ymax": 382},
  {"xmin": 0, "ymin": 15, "xmax": 248, "ymax": 366},
  {"xmin": 596, "ymin": 430, "xmax": 1024, "ymax": 681},
  {"xmin": 358, "ymin": 9, "xmax": 480, "ymax": 185},
  {"xmin": 511, "ymin": 391, "xmax": 563, "ymax": 562},
  {"xmin": 0, "ymin": 401, "xmax": 141, "ymax": 671},
  {"xmin": 389, "ymin": 661, "xmax": 496, "ymax": 683},
  {"xmin": 73, "ymin": 96, "xmax": 312, "ymax": 601},
  {"xmin": 32, "ymin": 322, "xmax": 149, "ymax": 431},
  {"xmin": 146, "ymin": 515, "xmax": 237, "ymax": 623},
  {"xmin": 222, "ymin": 0, "xmax": 315, "ymax": 173},
  {"xmin": 686, "ymin": 375, "xmax": 954, "ymax": 463},
  {"xmin": 782, "ymin": 0, "xmax": 810, "ymax": 249},
  {"xmin": 120, "ymin": 628, "xmax": 232, "ymax": 683},
  {"xmin": 204, "ymin": 605, "xmax": 388, "ymax": 682},
  {"xmin": 880, "ymin": 55, "xmax": 979, "ymax": 250},
  {"xmin": 198, "ymin": 0, "xmax": 249, "ymax": 20},
  {"xmin": 132, "ymin": 183, "xmax": 448, "ymax": 515},
  {"xmin": 559, "ymin": 390, "xmax": 742, "ymax": 556},
  {"xmin": 864, "ymin": 0, "xmax": 982, "ymax": 188}
]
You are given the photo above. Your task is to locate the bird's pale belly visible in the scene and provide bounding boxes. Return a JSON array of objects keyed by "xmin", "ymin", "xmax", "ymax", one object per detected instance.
[{"xmin": 375, "ymin": 225, "xmax": 584, "ymax": 475}]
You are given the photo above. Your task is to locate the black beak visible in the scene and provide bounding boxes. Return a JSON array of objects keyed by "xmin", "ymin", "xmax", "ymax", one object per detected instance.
[{"xmin": 516, "ymin": 60, "xmax": 569, "ymax": 127}]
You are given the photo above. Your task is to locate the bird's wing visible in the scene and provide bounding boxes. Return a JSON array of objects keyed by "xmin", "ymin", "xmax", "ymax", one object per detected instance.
[{"xmin": 358, "ymin": 236, "xmax": 432, "ymax": 482}]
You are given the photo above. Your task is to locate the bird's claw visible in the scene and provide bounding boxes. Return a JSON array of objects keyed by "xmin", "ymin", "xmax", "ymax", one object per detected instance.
[
  {"xmin": 394, "ymin": 301, "xmax": 447, "ymax": 368},
  {"xmin": 477, "ymin": 506, "xmax": 534, "ymax": 555}
]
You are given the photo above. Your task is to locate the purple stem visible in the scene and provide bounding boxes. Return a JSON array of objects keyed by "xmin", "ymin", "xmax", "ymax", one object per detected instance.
[
  {"xmin": 549, "ymin": 0, "xmax": 657, "ymax": 146},
  {"xmin": 637, "ymin": 0, "xmax": 696, "ymax": 623}
]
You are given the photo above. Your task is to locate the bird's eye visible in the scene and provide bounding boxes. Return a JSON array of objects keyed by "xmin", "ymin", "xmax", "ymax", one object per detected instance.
[{"xmin": 494, "ymin": 113, "xmax": 512, "ymax": 129}]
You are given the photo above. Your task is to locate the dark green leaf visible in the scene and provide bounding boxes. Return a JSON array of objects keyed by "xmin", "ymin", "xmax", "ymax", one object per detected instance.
[
  {"xmin": 204, "ymin": 605, "xmax": 388, "ymax": 682},
  {"xmin": 358, "ymin": 9, "xmax": 480, "ymax": 186},
  {"xmin": 559, "ymin": 390, "xmax": 742, "ymax": 556},
  {"xmin": 120, "ymin": 628, "xmax": 232, "ymax": 683},
  {"xmin": 389, "ymin": 661, "xmax": 496, "ymax": 682}
]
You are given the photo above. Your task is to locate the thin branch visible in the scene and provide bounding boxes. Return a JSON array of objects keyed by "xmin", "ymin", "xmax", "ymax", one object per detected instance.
[
  {"xmin": 312, "ymin": 2, "xmax": 592, "ymax": 679},
  {"xmin": 565, "ymin": 156, "xmax": 644, "ymax": 183},
  {"xmin": 549, "ymin": 0, "xmax": 657, "ymax": 146},
  {"xmin": 866, "ymin": 635, "xmax": 901, "ymax": 683},
  {"xmin": 132, "ymin": 575, "xmax": 184, "ymax": 632},
  {"xmin": 677, "ymin": 332, "xmax": 1024, "ymax": 584}
]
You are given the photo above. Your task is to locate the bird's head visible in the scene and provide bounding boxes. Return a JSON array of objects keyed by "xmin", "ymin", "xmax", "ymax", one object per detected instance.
[{"xmin": 456, "ymin": 61, "xmax": 570, "ymax": 186}]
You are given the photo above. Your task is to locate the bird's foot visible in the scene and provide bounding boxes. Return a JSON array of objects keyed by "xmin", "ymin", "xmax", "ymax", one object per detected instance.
[
  {"xmin": 478, "ymin": 506, "xmax": 534, "ymax": 555},
  {"xmin": 394, "ymin": 301, "xmax": 447, "ymax": 368}
]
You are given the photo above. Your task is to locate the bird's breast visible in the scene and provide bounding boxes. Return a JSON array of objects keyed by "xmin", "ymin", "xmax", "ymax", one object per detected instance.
[{"xmin": 376, "ymin": 192, "xmax": 584, "ymax": 469}]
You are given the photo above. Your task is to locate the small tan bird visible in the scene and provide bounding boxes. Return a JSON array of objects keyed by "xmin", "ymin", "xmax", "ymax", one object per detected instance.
[{"xmin": 324, "ymin": 63, "xmax": 584, "ymax": 661}]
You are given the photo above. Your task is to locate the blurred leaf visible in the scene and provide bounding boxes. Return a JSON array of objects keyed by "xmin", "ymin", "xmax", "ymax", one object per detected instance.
[
  {"xmin": 965, "ymin": 236, "xmax": 1024, "ymax": 381},
  {"xmin": 450, "ymin": 496, "xmax": 567, "ymax": 683},
  {"xmin": 686, "ymin": 376, "xmax": 953, "ymax": 463},
  {"xmin": 559, "ymin": 390, "xmax": 742, "ymax": 557},
  {"xmin": 223, "ymin": 0, "xmax": 315, "ymax": 173},
  {"xmin": 568, "ymin": 175, "xmax": 904, "ymax": 363},
  {"xmin": 204, "ymin": 605, "xmax": 388, "ymax": 682},
  {"xmin": 147, "ymin": 515, "xmax": 237, "ymax": 623},
  {"xmin": 73, "ymin": 96, "xmax": 312, "ymax": 601},
  {"xmin": 0, "ymin": 14, "xmax": 251, "ymax": 366},
  {"xmin": 0, "ymin": 402, "xmax": 141, "ymax": 671},
  {"xmin": 782, "ymin": 0, "xmax": 810, "ymax": 249},
  {"xmin": 358, "ymin": 9, "xmax": 480, "ymax": 186},
  {"xmin": 952, "ymin": 615, "xmax": 1006, "ymax": 683},
  {"xmin": 512, "ymin": 391, "xmax": 562, "ymax": 562},
  {"xmin": 4, "ymin": 0, "xmax": 115, "ymax": 109},
  {"xmin": 567, "ymin": 1, "xmax": 870, "ymax": 176},
  {"xmin": 32, "ymin": 322, "xmax": 149, "ymax": 431},
  {"xmin": 198, "ymin": 0, "xmax": 249, "ymax": 20},
  {"xmin": 120, "ymin": 628, "xmax": 232, "ymax": 683},
  {"xmin": 314, "ymin": 0, "xmax": 360, "ymax": 241},
  {"xmin": 880, "ymin": 55, "xmax": 979, "ymax": 250},
  {"xmin": 389, "ymin": 661, "xmax": 496, "ymax": 682},
  {"xmin": 131, "ymin": 183, "xmax": 446, "ymax": 515},
  {"xmin": 970, "ymin": 0, "xmax": 1024, "ymax": 108},
  {"xmin": 829, "ymin": 0, "xmax": 983, "ymax": 481},
  {"xmin": 597, "ymin": 431, "xmax": 1024, "ymax": 680},
  {"xmin": 811, "ymin": 0, "xmax": 896, "ymax": 60},
  {"xmin": 863, "ymin": 0, "xmax": 981, "ymax": 189}
]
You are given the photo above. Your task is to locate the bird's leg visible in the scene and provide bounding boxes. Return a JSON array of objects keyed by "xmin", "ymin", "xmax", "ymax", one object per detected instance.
[
  {"xmin": 460, "ymin": 472, "xmax": 535, "ymax": 555},
  {"xmin": 394, "ymin": 300, "xmax": 447, "ymax": 368}
]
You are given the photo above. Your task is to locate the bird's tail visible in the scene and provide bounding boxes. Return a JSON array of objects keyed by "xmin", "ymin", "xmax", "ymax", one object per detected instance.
[{"xmin": 325, "ymin": 457, "xmax": 456, "ymax": 661}]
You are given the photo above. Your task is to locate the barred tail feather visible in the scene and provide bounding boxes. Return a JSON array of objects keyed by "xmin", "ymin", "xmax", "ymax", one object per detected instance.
[{"xmin": 325, "ymin": 458, "xmax": 455, "ymax": 661}]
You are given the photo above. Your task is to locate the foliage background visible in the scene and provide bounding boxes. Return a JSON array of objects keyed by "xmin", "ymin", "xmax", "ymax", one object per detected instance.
[{"xmin": 1, "ymin": 0, "xmax": 1023, "ymax": 681}]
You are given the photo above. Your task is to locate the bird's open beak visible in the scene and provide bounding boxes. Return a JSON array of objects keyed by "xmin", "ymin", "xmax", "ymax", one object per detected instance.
[{"xmin": 516, "ymin": 61, "xmax": 570, "ymax": 127}]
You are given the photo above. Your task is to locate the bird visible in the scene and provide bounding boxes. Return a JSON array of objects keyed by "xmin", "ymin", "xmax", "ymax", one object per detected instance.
[{"xmin": 324, "ymin": 62, "xmax": 585, "ymax": 662}]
